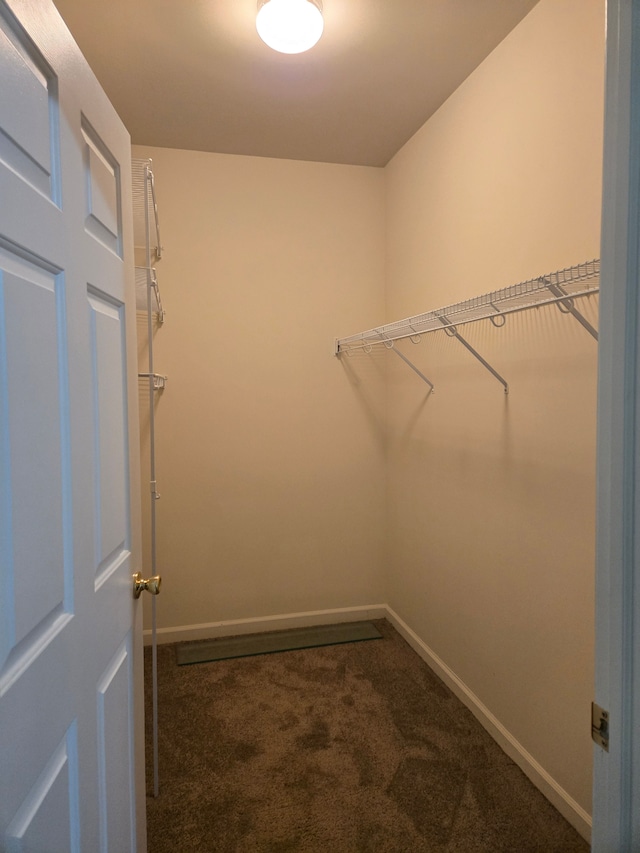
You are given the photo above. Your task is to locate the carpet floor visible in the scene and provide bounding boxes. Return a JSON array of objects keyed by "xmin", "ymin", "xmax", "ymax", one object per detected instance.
[{"xmin": 144, "ymin": 619, "xmax": 589, "ymax": 852}]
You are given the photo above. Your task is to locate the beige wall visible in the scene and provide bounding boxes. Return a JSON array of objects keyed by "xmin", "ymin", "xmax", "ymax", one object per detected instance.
[
  {"xmin": 384, "ymin": 0, "xmax": 603, "ymax": 817},
  {"xmin": 133, "ymin": 147, "xmax": 387, "ymax": 629}
]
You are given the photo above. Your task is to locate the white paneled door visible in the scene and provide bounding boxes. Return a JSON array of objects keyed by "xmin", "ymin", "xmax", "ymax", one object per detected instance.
[{"xmin": 0, "ymin": 1, "xmax": 145, "ymax": 851}]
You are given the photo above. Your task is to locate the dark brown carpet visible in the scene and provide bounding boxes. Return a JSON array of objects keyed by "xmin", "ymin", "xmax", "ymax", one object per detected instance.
[{"xmin": 144, "ymin": 619, "xmax": 589, "ymax": 852}]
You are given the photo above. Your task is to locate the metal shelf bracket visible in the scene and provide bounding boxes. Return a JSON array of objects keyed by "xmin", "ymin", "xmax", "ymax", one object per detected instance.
[
  {"xmin": 541, "ymin": 278, "xmax": 599, "ymax": 340},
  {"xmin": 437, "ymin": 316, "xmax": 509, "ymax": 394},
  {"xmin": 145, "ymin": 163, "xmax": 163, "ymax": 261},
  {"xmin": 138, "ymin": 372, "xmax": 168, "ymax": 391},
  {"xmin": 384, "ymin": 338, "xmax": 435, "ymax": 392}
]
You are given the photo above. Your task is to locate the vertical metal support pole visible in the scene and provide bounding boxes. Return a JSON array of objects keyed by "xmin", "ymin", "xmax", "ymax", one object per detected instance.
[{"xmin": 145, "ymin": 166, "xmax": 160, "ymax": 799}]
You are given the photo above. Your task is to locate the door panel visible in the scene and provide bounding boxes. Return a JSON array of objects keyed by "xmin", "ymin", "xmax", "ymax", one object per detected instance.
[
  {"xmin": 0, "ymin": 0, "xmax": 144, "ymax": 849},
  {"xmin": 0, "ymin": 8, "xmax": 59, "ymax": 203},
  {"xmin": 88, "ymin": 288, "xmax": 129, "ymax": 588},
  {"xmin": 0, "ymin": 246, "xmax": 69, "ymax": 676},
  {"xmin": 0, "ymin": 250, "xmax": 70, "ymax": 652},
  {"xmin": 4, "ymin": 724, "xmax": 80, "ymax": 853},
  {"xmin": 81, "ymin": 119, "xmax": 122, "ymax": 257},
  {"xmin": 97, "ymin": 639, "xmax": 135, "ymax": 853}
]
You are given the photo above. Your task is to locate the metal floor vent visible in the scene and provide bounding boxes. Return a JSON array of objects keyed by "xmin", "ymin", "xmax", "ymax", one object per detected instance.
[{"xmin": 176, "ymin": 621, "xmax": 383, "ymax": 666}]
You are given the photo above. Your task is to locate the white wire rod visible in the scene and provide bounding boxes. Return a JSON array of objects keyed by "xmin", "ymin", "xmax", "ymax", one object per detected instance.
[
  {"xmin": 438, "ymin": 316, "xmax": 509, "ymax": 394},
  {"xmin": 335, "ymin": 259, "xmax": 600, "ymax": 352},
  {"xmin": 143, "ymin": 161, "xmax": 160, "ymax": 801}
]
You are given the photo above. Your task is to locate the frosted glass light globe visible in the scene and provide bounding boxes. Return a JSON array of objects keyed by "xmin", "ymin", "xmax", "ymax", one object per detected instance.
[{"xmin": 256, "ymin": 0, "xmax": 324, "ymax": 55}]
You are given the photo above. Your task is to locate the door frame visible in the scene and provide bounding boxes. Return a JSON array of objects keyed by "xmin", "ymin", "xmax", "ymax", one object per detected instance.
[{"xmin": 594, "ymin": 0, "xmax": 640, "ymax": 848}]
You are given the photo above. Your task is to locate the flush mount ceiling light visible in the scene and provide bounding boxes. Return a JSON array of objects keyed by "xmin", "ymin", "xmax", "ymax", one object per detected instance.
[{"xmin": 256, "ymin": 0, "xmax": 324, "ymax": 54}]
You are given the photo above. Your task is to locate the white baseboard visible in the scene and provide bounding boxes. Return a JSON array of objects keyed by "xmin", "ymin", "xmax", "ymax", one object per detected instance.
[
  {"xmin": 144, "ymin": 604, "xmax": 388, "ymax": 646},
  {"xmin": 145, "ymin": 602, "xmax": 591, "ymax": 842},
  {"xmin": 384, "ymin": 606, "xmax": 592, "ymax": 844}
]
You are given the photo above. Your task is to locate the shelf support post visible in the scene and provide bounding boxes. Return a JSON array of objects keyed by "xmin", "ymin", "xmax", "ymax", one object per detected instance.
[{"xmin": 437, "ymin": 316, "xmax": 509, "ymax": 394}]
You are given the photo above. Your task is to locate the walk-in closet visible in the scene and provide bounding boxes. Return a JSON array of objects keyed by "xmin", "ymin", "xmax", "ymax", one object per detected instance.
[
  {"xmin": 125, "ymin": 0, "xmax": 603, "ymax": 842},
  {"xmin": 3, "ymin": 0, "xmax": 612, "ymax": 847},
  {"xmin": 119, "ymin": 0, "xmax": 604, "ymax": 844}
]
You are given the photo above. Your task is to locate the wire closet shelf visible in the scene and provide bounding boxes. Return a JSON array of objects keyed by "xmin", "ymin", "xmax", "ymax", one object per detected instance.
[
  {"xmin": 335, "ymin": 259, "xmax": 600, "ymax": 354},
  {"xmin": 132, "ymin": 157, "xmax": 162, "ymax": 262},
  {"xmin": 135, "ymin": 266, "xmax": 165, "ymax": 323}
]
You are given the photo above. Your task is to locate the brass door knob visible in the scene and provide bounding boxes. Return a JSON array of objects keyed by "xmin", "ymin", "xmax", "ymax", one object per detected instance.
[{"xmin": 133, "ymin": 572, "xmax": 162, "ymax": 599}]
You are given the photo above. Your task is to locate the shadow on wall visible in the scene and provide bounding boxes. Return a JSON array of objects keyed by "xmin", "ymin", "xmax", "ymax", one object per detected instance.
[{"xmin": 338, "ymin": 349, "xmax": 388, "ymax": 452}]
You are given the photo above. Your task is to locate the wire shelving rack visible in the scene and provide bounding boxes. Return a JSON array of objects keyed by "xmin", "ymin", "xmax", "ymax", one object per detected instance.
[{"xmin": 335, "ymin": 259, "xmax": 600, "ymax": 394}]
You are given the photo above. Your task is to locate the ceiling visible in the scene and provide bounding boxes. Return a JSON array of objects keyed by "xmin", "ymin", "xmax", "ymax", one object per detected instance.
[{"xmin": 52, "ymin": 0, "xmax": 539, "ymax": 167}]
